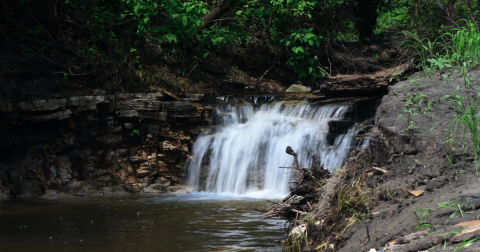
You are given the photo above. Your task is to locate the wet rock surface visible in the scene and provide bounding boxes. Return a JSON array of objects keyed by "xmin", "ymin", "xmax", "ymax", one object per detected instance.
[{"xmin": 0, "ymin": 91, "xmax": 213, "ymax": 199}]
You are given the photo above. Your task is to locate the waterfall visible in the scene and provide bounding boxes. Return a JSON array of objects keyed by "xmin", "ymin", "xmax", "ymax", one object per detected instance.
[{"xmin": 187, "ymin": 99, "xmax": 363, "ymax": 198}]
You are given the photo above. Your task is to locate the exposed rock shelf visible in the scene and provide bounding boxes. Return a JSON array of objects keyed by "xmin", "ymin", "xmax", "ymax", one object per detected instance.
[
  {"xmin": 0, "ymin": 91, "xmax": 213, "ymax": 199},
  {"xmin": 309, "ymin": 62, "xmax": 415, "ymax": 102}
]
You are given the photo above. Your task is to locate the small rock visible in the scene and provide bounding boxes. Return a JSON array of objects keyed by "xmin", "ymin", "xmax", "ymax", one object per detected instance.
[
  {"xmin": 39, "ymin": 189, "xmax": 59, "ymax": 200},
  {"xmin": 289, "ymin": 224, "xmax": 307, "ymax": 237},
  {"xmin": 387, "ymin": 240, "xmax": 397, "ymax": 246},
  {"xmin": 301, "ymin": 246, "xmax": 314, "ymax": 252}
]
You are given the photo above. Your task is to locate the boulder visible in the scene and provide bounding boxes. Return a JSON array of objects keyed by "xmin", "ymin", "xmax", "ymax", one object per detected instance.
[
  {"xmin": 171, "ymin": 188, "xmax": 188, "ymax": 194},
  {"xmin": 167, "ymin": 185, "xmax": 188, "ymax": 194},
  {"xmin": 286, "ymin": 84, "xmax": 311, "ymax": 93},
  {"xmin": 39, "ymin": 189, "xmax": 59, "ymax": 200},
  {"xmin": 143, "ymin": 184, "xmax": 165, "ymax": 193}
]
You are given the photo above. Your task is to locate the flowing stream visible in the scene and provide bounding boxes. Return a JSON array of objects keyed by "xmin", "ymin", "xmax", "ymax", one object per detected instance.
[
  {"xmin": 0, "ymin": 195, "xmax": 285, "ymax": 252},
  {"xmin": 187, "ymin": 98, "xmax": 371, "ymax": 198}
]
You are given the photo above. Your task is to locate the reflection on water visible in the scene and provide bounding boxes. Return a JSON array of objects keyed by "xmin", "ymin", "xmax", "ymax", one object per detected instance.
[{"xmin": 0, "ymin": 194, "xmax": 285, "ymax": 252}]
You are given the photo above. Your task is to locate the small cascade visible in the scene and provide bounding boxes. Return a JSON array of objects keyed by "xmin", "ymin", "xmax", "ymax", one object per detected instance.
[{"xmin": 187, "ymin": 98, "xmax": 373, "ymax": 198}]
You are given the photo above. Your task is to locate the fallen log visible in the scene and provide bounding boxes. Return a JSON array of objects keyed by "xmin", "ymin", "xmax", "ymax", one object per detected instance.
[{"xmin": 309, "ymin": 61, "xmax": 415, "ymax": 101}]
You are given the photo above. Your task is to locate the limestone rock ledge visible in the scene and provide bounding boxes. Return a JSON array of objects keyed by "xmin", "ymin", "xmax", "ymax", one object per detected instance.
[{"xmin": 0, "ymin": 91, "xmax": 210, "ymax": 200}]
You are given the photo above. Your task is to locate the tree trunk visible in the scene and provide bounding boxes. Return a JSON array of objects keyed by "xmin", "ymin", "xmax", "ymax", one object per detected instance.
[{"xmin": 202, "ymin": 0, "xmax": 236, "ymax": 29}]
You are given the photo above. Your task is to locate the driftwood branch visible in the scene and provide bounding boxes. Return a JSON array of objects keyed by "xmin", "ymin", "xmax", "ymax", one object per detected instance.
[
  {"xmin": 157, "ymin": 87, "xmax": 181, "ymax": 101},
  {"xmin": 372, "ymin": 167, "xmax": 388, "ymax": 174},
  {"xmin": 267, "ymin": 199, "xmax": 280, "ymax": 205},
  {"xmin": 255, "ymin": 146, "xmax": 331, "ymax": 220},
  {"xmin": 291, "ymin": 209, "xmax": 307, "ymax": 215},
  {"xmin": 286, "ymin": 146, "xmax": 300, "ymax": 170}
]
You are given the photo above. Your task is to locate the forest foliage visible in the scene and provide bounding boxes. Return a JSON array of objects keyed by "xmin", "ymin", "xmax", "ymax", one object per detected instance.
[{"xmin": 1, "ymin": 0, "xmax": 480, "ymax": 88}]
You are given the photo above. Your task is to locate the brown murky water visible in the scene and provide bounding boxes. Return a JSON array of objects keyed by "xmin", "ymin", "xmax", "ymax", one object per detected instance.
[{"xmin": 0, "ymin": 194, "xmax": 285, "ymax": 252}]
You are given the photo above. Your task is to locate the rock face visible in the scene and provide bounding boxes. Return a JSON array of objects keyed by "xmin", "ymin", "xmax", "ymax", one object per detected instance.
[
  {"xmin": 286, "ymin": 84, "xmax": 312, "ymax": 93},
  {"xmin": 0, "ymin": 91, "xmax": 211, "ymax": 199}
]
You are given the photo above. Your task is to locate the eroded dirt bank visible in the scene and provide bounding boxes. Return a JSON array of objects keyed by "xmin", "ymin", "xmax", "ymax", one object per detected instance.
[{"xmin": 288, "ymin": 69, "xmax": 480, "ymax": 251}]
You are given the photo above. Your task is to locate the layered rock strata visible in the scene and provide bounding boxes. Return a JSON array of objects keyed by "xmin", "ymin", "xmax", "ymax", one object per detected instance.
[{"xmin": 0, "ymin": 91, "xmax": 213, "ymax": 199}]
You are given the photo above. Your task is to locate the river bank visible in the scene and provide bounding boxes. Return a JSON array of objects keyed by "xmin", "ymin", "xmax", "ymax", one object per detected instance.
[{"xmin": 289, "ymin": 69, "xmax": 480, "ymax": 251}]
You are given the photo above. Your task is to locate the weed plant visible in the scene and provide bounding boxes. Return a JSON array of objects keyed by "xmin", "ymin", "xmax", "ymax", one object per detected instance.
[
  {"xmin": 447, "ymin": 22, "xmax": 480, "ymax": 72},
  {"xmin": 448, "ymin": 94, "xmax": 480, "ymax": 174},
  {"xmin": 402, "ymin": 21, "xmax": 480, "ymax": 175},
  {"xmin": 337, "ymin": 183, "xmax": 372, "ymax": 214},
  {"xmin": 414, "ymin": 198, "xmax": 473, "ymax": 232},
  {"xmin": 455, "ymin": 238, "xmax": 480, "ymax": 251},
  {"xmin": 398, "ymin": 92, "xmax": 436, "ymax": 131},
  {"xmin": 286, "ymin": 226, "xmax": 309, "ymax": 252},
  {"xmin": 404, "ymin": 21, "xmax": 480, "ymax": 87}
]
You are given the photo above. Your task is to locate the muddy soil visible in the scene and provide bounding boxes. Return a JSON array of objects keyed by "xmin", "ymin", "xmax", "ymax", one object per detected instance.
[{"xmin": 303, "ymin": 69, "xmax": 480, "ymax": 252}]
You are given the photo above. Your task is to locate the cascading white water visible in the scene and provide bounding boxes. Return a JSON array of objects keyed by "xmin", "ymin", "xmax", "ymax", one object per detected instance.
[{"xmin": 187, "ymin": 100, "xmax": 361, "ymax": 198}]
